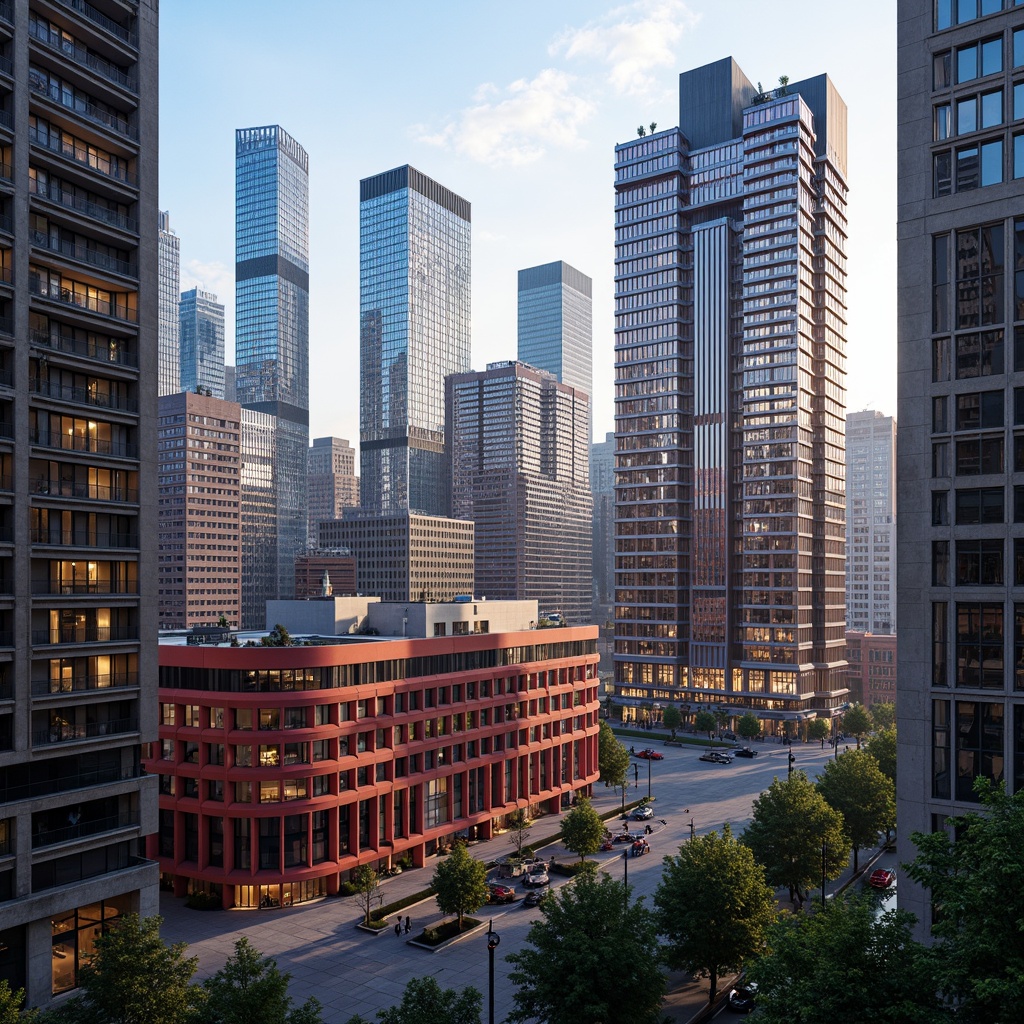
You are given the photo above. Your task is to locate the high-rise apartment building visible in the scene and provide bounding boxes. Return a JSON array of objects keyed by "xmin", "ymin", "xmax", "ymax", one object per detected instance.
[
  {"xmin": 306, "ymin": 436, "xmax": 359, "ymax": 544},
  {"xmin": 846, "ymin": 410, "xmax": 896, "ymax": 634},
  {"xmin": 157, "ymin": 210, "xmax": 179, "ymax": 396},
  {"xmin": 178, "ymin": 286, "xmax": 225, "ymax": 399},
  {"xmin": 240, "ymin": 407, "xmax": 276, "ymax": 630},
  {"xmin": 4, "ymin": 1, "xmax": 160, "ymax": 1006},
  {"xmin": 157, "ymin": 392, "xmax": 241, "ymax": 630},
  {"xmin": 359, "ymin": 165, "xmax": 470, "ymax": 516},
  {"xmin": 448, "ymin": 361, "xmax": 592, "ymax": 625},
  {"xmin": 896, "ymin": 0, "xmax": 1024, "ymax": 935},
  {"xmin": 591, "ymin": 431, "xmax": 616, "ymax": 617},
  {"xmin": 235, "ymin": 125, "xmax": 309, "ymax": 606},
  {"xmin": 613, "ymin": 58, "xmax": 849, "ymax": 732},
  {"xmin": 517, "ymin": 260, "xmax": 593, "ymax": 400}
]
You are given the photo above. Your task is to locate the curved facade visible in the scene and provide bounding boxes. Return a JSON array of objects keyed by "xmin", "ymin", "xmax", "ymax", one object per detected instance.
[{"xmin": 145, "ymin": 626, "xmax": 600, "ymax": 908}]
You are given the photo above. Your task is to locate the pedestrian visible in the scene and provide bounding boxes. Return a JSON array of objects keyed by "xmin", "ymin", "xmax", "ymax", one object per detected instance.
[
  {"xmin": 394, "ymin": 921, "xmax": 401, "ymax": 938},
  {"xmin": 404, "ymin": 915, "xmax": 411, "ymax": 934}
]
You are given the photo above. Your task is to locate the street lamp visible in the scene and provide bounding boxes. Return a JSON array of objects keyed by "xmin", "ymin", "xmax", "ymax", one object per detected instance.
[
  {"xmin": 821, "ymin": 840, "xmax": 827, "ymax": 909},
  {"xmin": 486, "ymin": 922, "xmax": 501, "ymax": 1024},
  {"xmin": 622, "ymin": 848, "xmax": 629, "ymax": 915},
  {"xmin": 646, "ymin": 753, "xmax": 651, "ymax": 800},
  {"xmin": 632, "ymin": 762, "xmax": 639, "ymax": 790},
  {"xmin": 787, "ymin": 751, "xmax": 796, "ymax": 779}
]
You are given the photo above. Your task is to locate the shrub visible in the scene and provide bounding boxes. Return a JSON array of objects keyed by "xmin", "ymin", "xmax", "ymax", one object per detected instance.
[
  {"xmin": 337, "ymin": 881, "xmax": 358, "ymax": 897},
  {"xmin": 185, "ymin": 891, "xmax": 221, "ymax": 910}
]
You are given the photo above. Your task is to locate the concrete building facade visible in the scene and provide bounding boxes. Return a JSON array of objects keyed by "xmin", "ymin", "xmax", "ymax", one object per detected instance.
[
  {"xmin": 845, "ymin": 631, "xmax": 897, "ymax": 709},
  {"xmin": 306, "ymin": 436, "xmax": 358, "ymax": 546}
]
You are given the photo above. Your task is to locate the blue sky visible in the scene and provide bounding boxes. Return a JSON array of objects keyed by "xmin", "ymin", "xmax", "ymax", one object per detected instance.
[{"xmin": 160, "ymin": 0, "xmax": 897, "ymax": 444}]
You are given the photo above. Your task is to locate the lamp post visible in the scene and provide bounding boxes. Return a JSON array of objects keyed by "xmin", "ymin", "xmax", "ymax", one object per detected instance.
[
  {"xmin": 821, "ymin": 840, "xmax": 827, "ymax": 909},
  {"xmin": 632, "ymin": 762, "xmax": 639, "ymax": 790},
  {"xmin": 486, "ymin": 921, "xmax": 501, "ymax": 1024},
  {"xmin": 787, "ymin": 751, "xmax": 796, "ymax": 779},
  {"xmin": 622, "ymin": 848, "xmax": 629, "ymax": 915},
  {"xmin": 646, "ymin": 753, "xmax": 652, "ymax": 800}
]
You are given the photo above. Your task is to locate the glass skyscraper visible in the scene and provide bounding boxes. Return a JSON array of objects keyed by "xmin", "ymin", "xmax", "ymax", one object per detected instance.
[
  {"xmin": 235, "ymin": 125, "xmax": 309, "ymax": 615},
  {"xmin": 157, "ymin": 210, "xmax": 180, "ymax": 396},
  {"xmin": 359, "ymin": 165, "xmax": 471, "ymax": 515},
  {"xmin": 517, "ymin": 260, "xmax": 593, "ymax": 400},
  {"xmin": 179, "ymin": 287, "xmax": 225, "ymax": 398},
  {"xmin": 613, "ymin": 58, "xmax": 849, "ymax": 732}
]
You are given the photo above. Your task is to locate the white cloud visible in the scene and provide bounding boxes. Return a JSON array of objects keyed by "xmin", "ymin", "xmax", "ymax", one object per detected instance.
[
  {"xmin": 416, "ymin": 68, "xmax": 595, "ymax": 167},
  {"xmin": 180, "ymin": 258, "xmax": 234, "ymax": 302},
  {"xmin": 550, "ymin": 0, "xmax": 699, "ymax": 96}
]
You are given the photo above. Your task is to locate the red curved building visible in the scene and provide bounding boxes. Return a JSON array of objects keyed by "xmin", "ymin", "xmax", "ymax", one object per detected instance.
[{"xmin": 145, "ymin": 625, "xmax": 599, "ymax": 908}]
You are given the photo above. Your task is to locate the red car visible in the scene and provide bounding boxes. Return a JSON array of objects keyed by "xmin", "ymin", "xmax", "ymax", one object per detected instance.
[
  {"xmin": 869, "ymin": 868, "xmax": 896, "ymax": 889},
  {"xmin": 634, "ymin": 748, "xmax": 664, "ymax": 761},
  {"xmin": 488, "ymin": 883, "xmax": 516, "ymax": 904}
]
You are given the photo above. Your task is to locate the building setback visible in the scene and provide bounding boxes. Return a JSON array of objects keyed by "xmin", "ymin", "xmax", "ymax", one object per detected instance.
[
  {"xmin": 178, "ymin": 287, "xmax": 226, "ymax": 399},
  {"xmin": 359, "ymin": 165, "xmax": 471, "ymax": 517},
  {"xmin": 896, "ymin": 0, "xmax": 1024, "ymax": 936},
  {"xmin": 447, "ymin": 360, "xmax": 592, "ymax": 625},
  {"xmin": 613, "ymin": 58, "xmax": 849, "ymax": 731},
  {"xmin": 235, "ymin": 125, "xmax": 309, "ymax": 607},
  {"xmin": 146, "ymin": 620, "xmax": 600, "ymax": 909},
  {"xmin": 1, "ymin": 1, "xmax": 160, "ymax": 1006},
  {"xmin": 157, "ymin": 393, "xmax": 241, "ymax": 630}
]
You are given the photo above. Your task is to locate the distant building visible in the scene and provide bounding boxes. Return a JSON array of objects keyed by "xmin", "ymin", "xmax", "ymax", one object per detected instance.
[
  {"xmin": 179, "ymin": 287, "xmax": 226, "ymax": 399},
  {"xmin": 845, "ymin": 631, "xmax": 897, "ymax": 709},
  {"xmin": 240, "ymin": 408, "xmax": 277, "ymax": 629},
  {"xmin": 359, "ymin": 165, "xmax": 471, "ymax": 516},
  {"xmin": 158, "ymin": 211, "xmax": 180, "ymax": 397},
  {"xmin": 447, "ymin": 360, "xmax": 591, "ymax": 625},
  {"xmin": 294, "ymin": 550, "xmax": 357, "ymax": 600},
  {"xmin": 306, "ymin": 437, "xmax": 359, "ymax": 545},
  {"xmin": 318, "ymin": 511, "xmax": 473, "ymax": 603},
  {"xmin": 224, "ymin": 364, "xmax": 236, "ymax": 402},
  {"xmin": 846, "ymin": 410, "xmax": 896, "ymax": 633},
  {"xmin": 158, "ymin": 393, "xmax": 241, "ymax": 630},
  {"xmin": 590, "ymin": 431, "xmax": 615, "ymax": 617}
]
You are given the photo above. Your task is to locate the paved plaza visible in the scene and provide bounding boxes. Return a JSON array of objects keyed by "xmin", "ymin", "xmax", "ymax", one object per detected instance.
[{"xmin": 159, "ymin": 736, "xmax": 856, "ymax": 1022}]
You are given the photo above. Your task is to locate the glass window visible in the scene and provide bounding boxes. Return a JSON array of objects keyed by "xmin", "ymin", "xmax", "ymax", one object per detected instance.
[
  {"xmin": 959, "ymin": 43, "xmax": 979, "ymax": 82},
  {"xmin": 934, "ymin": 395, "xmax": 949, "ymax": 432},
  {"xmin": 1016, "ymin": 84, "xmax": 1024, "ymax": 121},
  {"xmin": 934, "ymin": 336, "xmax": 951, "ymax": 381},
  {"xmin": 1015, "ymin": 133, "xmax": 1024, "ymax": 177},
  {"xmin": 936, "ymin": 50, "xmax": 953, "ymax": 88},
  {"xmin": 982, "ymin": 37, "xmax": 1002, "ymax": 76},
  {"xmin": 937, "ymin": 0, "xmax": 953, "ymax": 27},
  {"xmin": 956, "ymin": 539, "xmax": 1004, "ymax": 584},
  {"xmin": 936, "ymin": 103, "xmax": 952, "ymax": 140},
  {"xmin": 981, "ymin": 139, "xmax": 1003, "ymax": 186},
  {"xmin": 956, "ymin": 604, "xmax": 1004, "ymax": 688},
  {"xmin": 959, "ymin": 96, "xmax": 978, "ymax": 133},
  {"xmin": 957, "ymin": 145, "xmax": 980, "ymax": 190},
  {"xmin": 981, "ymin": 89, "xmax": 1003, "ymax": 128},
  {"xmin": 934, "ymin": 151, "xmax": 953, "ymax": 197},
  {"xmin": 1016, "ymin": 27, "xmax": 1024, "ymax": 67}
]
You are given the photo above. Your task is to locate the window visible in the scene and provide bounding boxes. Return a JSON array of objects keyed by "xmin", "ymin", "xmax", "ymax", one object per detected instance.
[
  {"xmin": 955, "ymin": 700, "xmax": 1005, "ymax": 800},
  {"xmin": 981, "ymin": 89, "xmax": 1003, "ymax": 128},
  {"xmin": 955, "ymin": 603, "xmax": 1004, "ymax": 687},
  {"xmin": 933, "ymin": 395, "xmax": 949, "ymax": 432},
  {"xmin": 1016, "ymin": 26, "xmax": 1024, "ymax": 67},
  {"xmin": 955, "ymin": 435, "xmax": 1003, "ymax": 473},
  {"xmin": 935, "ymin": 50, "xmax": 953, "ymax": 89},
  {"xmin": 957, "ymin": 38, "xmax": 1002, "ymax": 83},
  {"xmin": 936, "ymin": 103, "xmax": 952, "ymax": 140},
  {"xmin": 958, "ymin": 95, "xmax": 978, "ymax": 134},
  {"xmin": 955, "ymin": 330, "xmax": 1003, "ymax": 377},
  {"xmin": 933, "ymin": 699, "xmax": 950, "ymax": 799},
  {"xmin": 934, "ymin": 603, "xmax": 949, "ymax": 687},
  {"xmin": 956, "ymin": 487, "xmax": 1003, "ymax": 523},
  {"xmin": 957, "ymin": 225, "xmax": 1004, "ymax": 329},
  {"xmin": 981, "ymin": 138, "xmax": 1004, "ymax": 186},
  {"xmin": 956, "ymin": 539, "xmax": 1004, "ymax": 584},
  {"xmin": 935, "ymin": 151, "xmax": 953, "ymax": 197},
  {"xmin": 934, "ymin": 234, "xmax": 950, "ymax": 330},
  {"xmin": 934, "ymin": 337, "xmax": 951, "ymax": 381},
  {"xmin": 956, "ymin": 390, "xmax": 1004, "ymax": 429},
  {"xmin": 933, "ymin": 540, "xmax": 950, "ymax": 586}
]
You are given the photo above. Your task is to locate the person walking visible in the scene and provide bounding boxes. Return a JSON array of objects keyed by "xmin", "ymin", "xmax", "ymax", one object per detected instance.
[
  {"xmin": 404, "ymin": 916, "xmax": 411, "ymax": 934},
  {"xmin": 394, "ymin": 921, "xmax": 401, "ymax": 938}
]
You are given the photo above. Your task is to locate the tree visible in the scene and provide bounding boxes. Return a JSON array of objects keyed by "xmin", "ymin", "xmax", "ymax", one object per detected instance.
[
  {"xmin": 841, "ymin": 702, "xmax": 872, "ymax": 748},
  {"xmin": 202, "ymin": 937, "xmax": 323, "ymax": 1024},
  {"xmin": 597, "ymin": 721, "xmax": 629, "ymax": 811},
  {"xmin": 636, "ymin": 125, "xmax": 647, "ymax": 137},
  {"xmin": 431, "ymin": 841, "xmax": 488, "ymax": 928},
  {"xmin": 560, "ymin": 796, "xmax": 605, "ymax": 864},
  {"xmin": 746, "ymin": 894, "xmax": 944, "ymax": 1024},
  {"xmin": 369, "ymin": 977, "xmax": 482, "ymax": 1024},
  {"xmin": 806, "ymin": 718, "xmax": 831, "ymax": 747},
  {"xmin": 737, "ymin": 712, "xmax": 761, "ymax": 741},
  {"xmin": 654, "ymin": 826, "xmax": 776, "ymax": 1004},
  {"xmin": 352, "ymin": 863, "xmax": 382, "ymax": 926},
  {"xmin": 865, "ymin": 725, "xmax": 897, "ymax": 784},
  {"xmin": 816, "ymin": 750, "xmax": 895, "ymax": 871},
  {"xmin": 506, "ymin": 873, "xmax": 665, "ymax": 1024},
  {"xmin": 73, "ymin": 914, "xmax": 202, "ymax": 1024},
  {"xmin": 662, "ymin": 703, "xmax": 682, "ymax": 740},
  {"xmin": 505, "ymin": 808, "xmax": 533, "ymax": 861},
  {"xmin": 741, "ymin": 772, "xmax": 849, "ymax": 907},
  {"xmin": 694, "ymin": 709, "xmax": 717, "ymax": 747},
  {"xmin": 0, "ymin": 982, "xmax": 35, "ymax": 1024},
  {"xmin": 714, "ymin": 709, "xmax": 729, "ymax": 737},
  {"xmin": 906, "ymin": 780, "xmax": 1024, "ymax": 1022},
  {"xmin": 261, "ymin": 623, "xmax": 293, "ymax": 647},
  {"xmin": 870, "ymin": 701, "xmax": 896, "ymax": 730}
]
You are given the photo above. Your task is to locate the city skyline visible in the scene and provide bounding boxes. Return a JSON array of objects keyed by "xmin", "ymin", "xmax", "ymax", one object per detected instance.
[{"xmin": 158, "ymin": 0, "xmax": 899, "ymax": 447}]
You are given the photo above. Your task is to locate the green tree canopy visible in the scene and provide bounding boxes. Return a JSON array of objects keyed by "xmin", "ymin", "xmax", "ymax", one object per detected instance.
[
  {"xmin": 654, "ymin": 825, "xmax": 777, "ymax": 1003},
  {"xmin": 864, "ymin": 725, "xmax": 897, "ymax": 784},
  {"xmin": 841, "ymin": 702, "xmax": 872, "ymax": 748},
  {"xmin": 806, "ymin": 718, "xmax": 831, "ymax": 745},
  {"xmin": 431, "ymin": 842, "xmax": 488, "ymax": 928},
  {"xmin": 73, "ymin": 914, "xmax": 202, "ymax": 1024},
  {"xmin": 0, "ymin": 981, "xmax": 34, "ymax": 1024},
  {"xmin": 505, "ymin": 808, "xmax": 533, "ymax": 861},
  {"xmin": 742, "ymin": 772, "xmax": 849, "ymax": 907},
  {"xmin": 906, "ymin": 780, "xmax": 1024, "ymax": 1022},
  {"xmin": 342, "ymin": 978, "xmax": 481, "ymax": 1024},
  {"xmin": 559, "ymin": 796, "xmax": 605, "ymax": 864},
  {"xmin": 506, "ymin": 873, "xmax": 665, "ymax": 1024},
  {"xmin": 597, "ymin": 721, "xmax": 629, "ymax": 792},
  {"xmin": 737, "ymin": 712, "xmax": 761, "ymax": 741},
  {"xmin": 816, "ymin": 749, "xmax": 895, "ymax": 871},
  {"xmin": 747, "ymin": 895, "xmax": 944, "ymax": 1024},
  {"xmin": 352, "ymin": 863, "xmax": 382, "ymax": 926},
  {"xmin": 201, "ymin": 937, "xmax": 322, "ymax": 1024},
  {"xmin": 694, "ymin": 710, "xmax": 717, "ymax": 745},
  {"xmin": 662, "ymin": 703, "xmax": 682, "ymax": 739},
  {"xmin": 870, "ymin": 701, "xmax": 896, "ymax": 730}
]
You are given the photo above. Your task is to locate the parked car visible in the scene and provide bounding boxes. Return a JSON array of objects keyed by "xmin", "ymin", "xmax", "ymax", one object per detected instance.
[
  {"xmin": 727, "ymin": 984, "xmax": 758, "ymax": 1013},
  {"xmin": 523, "ymin": 866, "xmax": 550, "ymax": 888},
  {"xmin": 733, "ymin": 747, "xmax": 758, "ymax": 759},
  {"xmin": 634, "ymin": 748, "xmax": 664, "ymax": 760},
  {"xmin": 631, "ymin": 804, "xmax": 654, "ymax": 820},
  {"xmin": 487, "ymin": 883, "xmax": 516, "ymax": 904},
  {"xmin": 522, "ymin": 890, "xmax": 548, "ymax": 907},
  {"xmin": 869, "ymin": 868, "xmax": 896, "ymax": 889},
  {"xmin": 699, "ymin": 751, "xmax": 733, "ymax": 764}
]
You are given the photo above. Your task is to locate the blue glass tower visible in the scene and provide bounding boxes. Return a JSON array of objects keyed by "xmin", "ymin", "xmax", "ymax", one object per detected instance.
[
  {"xmin": 359, "ymin": 166, "xmax": 471, "ymax": 515},
  {"xmin": 235, "ymin": 126, "xmax": 309, "ymax": 611},
  {"xmin": 179, "ymin": 287, "xmax": 226, "ymax": 398}
]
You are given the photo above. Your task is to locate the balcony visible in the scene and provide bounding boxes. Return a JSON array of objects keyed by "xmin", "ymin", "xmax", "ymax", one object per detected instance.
[
  {"xmin": 33, "ymin": 715, "xmax": 137, "ymax": 746},
  {"xmin": 30, "ymin": 327, "xmax": 138, "ymax": 368},
  {"xmin": 28, "ymin": 75, "xmax": 137, "ymax": 142},
  {"xmin": 30, "ymin": 177, "xmax": 137, "ymax": 233},
  {"xmin": 28, "ymin": 123, "xmax": 137, "ymax": 188},
  {"xmin": 32, "ymin": 809, "xmax": 136, "ymax": 849},
  {"xmin": 0, "ymin": 3, "xmax": 11, "ymax": 27},
  {"xmin": 31, "ymin": 281, "xmax": 137, "ymax": 323},
  {"xmin": 0, "ymin": 762, "xmax": 141, "ymax": 804},
  {"xmin": 31, "ymin": 671, "xmax": 138, "ymax": 696},
  {"xmin": 54, "ymin": 0, "xmax": 138, "ymax": 49},
  {"xmin": 34, "ymin": 579, "xmax": 138, "ymax": 597},
  {"xmin": 31, "ymin": 429, "xmax": 137, "ymax": 459},
  {"xmin": 29, "ymin": 18, "xmax": 136, "ymax": 93},
  {"xmin": 33, "ymin": 477, "xmax": 138, "ymax": 504},
  {"xmin": 30, "ymin": 378, "xmax": 138, "ymax": 413},
  {"xmin": 30, "ymin": 528, "xmax": 136, "ymax": 548},
  {"xmin": 31, "ymin": 229, "xmax": 134, "ymax": 278},
  {"xmin": 32, "ymin": 625, "xmax": 138, "ymax": 646}
]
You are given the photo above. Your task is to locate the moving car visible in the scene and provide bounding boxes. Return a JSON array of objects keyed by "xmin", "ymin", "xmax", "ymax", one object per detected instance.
[
  {"xmin": 727, "ymin": 984, "xmax": 758, "ymax": 1013},
  {"xmin": 523, "ymin": 866, "xmax": 550, "ymax": 888},
  {"xmin": 733, "ymin": 747, "xmax": 758, "ymax": 758},
  {"xmin": 869, "ymin": 868, "xmax": 896, "ymax": 889},
  {"xmin": 634, "ymin": 748, "xmax": 664, "ymax": 760},
  {"xmin": 522, "ymin": 890, "xmax": 548, "ymax": 908},
  {"xmin": 631, "ymin": 804, "xmax": 654, "ymax": 820},
  {"xmin": 487, "ymin": 883, "xmax": 516, "ymax": 904},
  {"xmin": 699, "ymin": 751, "xmax": 733, "ymax": 764}
]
